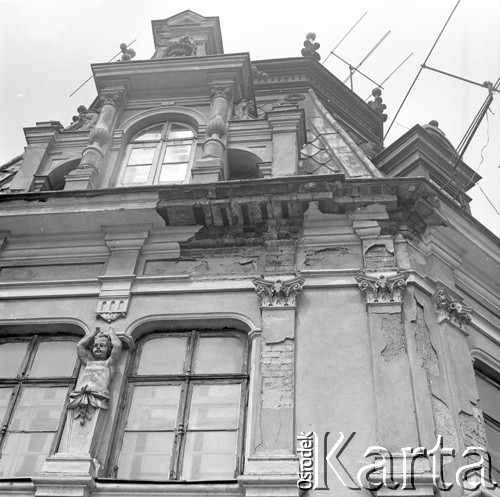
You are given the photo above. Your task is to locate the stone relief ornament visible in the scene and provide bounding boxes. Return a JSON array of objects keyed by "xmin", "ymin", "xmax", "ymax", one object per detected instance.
[
  {"xmin": 232, "ymin": 98, "xmax": 256, "ymax": 120},
  {"xmin": 161, "ymin": 35, "xmax": 197, "ymax": 57},
  {"xmin": 209, "ymin": 84, "xmax": 233, "ymax": 101},
  {"xmin": 68, "ymin": 327, "xmax": 122, "ymax": 424},
  {"xmin": 356, "ymin": 271, "xmax": 409, "ymax": 304},
  {"xmin": 64, "ymin": 105, "xmax": 99, "ymax": 131},
  {"xmin": 433, "ymin": 287, "xmax": 472, "ymax": 328},
  {"xmin": 98, "ymin": 91, "xmax": 123, "ymax": 109},
  {"xmin": 252, "ymin": 276, "xmax": 305, "ymax": 307},
  {"xmin": 96, "ymin": 298, "xmax": 128, "ymax": 323}
]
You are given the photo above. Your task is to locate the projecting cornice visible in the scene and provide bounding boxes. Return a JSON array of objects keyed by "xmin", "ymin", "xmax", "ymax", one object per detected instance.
[{"xmin": 91, "ymin": 53, "xmax": 254, "ymax": 103}]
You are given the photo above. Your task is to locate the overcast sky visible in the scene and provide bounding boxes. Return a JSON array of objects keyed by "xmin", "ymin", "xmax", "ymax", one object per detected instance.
[{"xmin": 0, "ymin": 0, "xmax": 499, "ymax": 236}]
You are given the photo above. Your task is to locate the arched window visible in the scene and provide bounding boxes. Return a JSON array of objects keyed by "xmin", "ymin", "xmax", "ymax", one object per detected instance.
[
  {"xmin": 114, "ymin": 331, "xmax": 248, "ymax": 481},
  {"xmin": 118, "ymin": 122, "xmax": 196, "ymax": 186},
  {"xmin": 0, "ymin": 335, "xmax": 79, "ymax": 477}
]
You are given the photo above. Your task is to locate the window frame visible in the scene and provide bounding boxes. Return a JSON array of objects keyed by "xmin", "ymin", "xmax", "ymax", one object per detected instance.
[
  {"xmin": 117, "ymin": 122, "xmax": 197, "ymax": 187},
  {"xmin": 111, "ymin": 330, "xmax": 249, "ymax": 481},
  {"xmin": 0, "ymin": 335, "xmax": 80, "ymax": 478}
]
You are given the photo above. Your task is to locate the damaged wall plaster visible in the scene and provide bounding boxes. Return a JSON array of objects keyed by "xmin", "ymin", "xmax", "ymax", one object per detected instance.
[
  {"xmin": 381, "ymin": 314, "xmax": 407, "ymax": 362},
  {"xmin": 261, "ymin": 339, "xmax": 294, "ymax": 409},
  {"xmin": 413, "ymin": 303, "xmax": 440, "ymax": 378}
]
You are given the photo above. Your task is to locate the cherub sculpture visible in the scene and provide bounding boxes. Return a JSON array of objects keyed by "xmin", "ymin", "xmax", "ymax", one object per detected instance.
[{"xmin": 68, "ymin": 327, "xmax": 122, "ymax": 424}]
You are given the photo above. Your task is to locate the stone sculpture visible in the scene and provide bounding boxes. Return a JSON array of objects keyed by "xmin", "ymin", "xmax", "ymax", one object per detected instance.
[{"xmin": 68, "ymin": 327, "xmax": 122, "ymax": 424}]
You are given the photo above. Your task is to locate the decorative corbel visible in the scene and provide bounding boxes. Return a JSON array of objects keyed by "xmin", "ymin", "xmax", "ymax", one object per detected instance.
[
  {"xmin": 432, "ymin": 286, "xmax": 472, "ymax": 327},
  {"xmin": 252, "ymin": 276, "xmax": 305, "ymax": 308},
  {"xmin": 356, "ymin": 271, "xmax": 409, "ymax": 304}
]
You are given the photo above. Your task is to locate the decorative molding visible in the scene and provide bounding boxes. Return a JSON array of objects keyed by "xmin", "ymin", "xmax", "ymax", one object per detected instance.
[
  {"xmin": 209, "ymin": 84, "xmax": 233, "ymax": 101},
  {"xmin": 96, "ymin": 298, "xmax": 128, "ymax": 323},
  {"xmin": 98, "ymin": 90, "xmax": 124, "ymax": 109},
  {"xmin": 432, "ymin": 286, "xmax": 472, "ymax": 327},
  {"xmin": 356, "ymin": 270, "xmax": 409, "ymax": 304},
  {"xmin": 252, "ymin": 276, "xmax": 305, "ymax": 308}
]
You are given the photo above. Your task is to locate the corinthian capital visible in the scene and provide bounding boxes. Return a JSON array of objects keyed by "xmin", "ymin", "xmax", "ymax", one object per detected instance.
[
  {"xmin": 252, "ymin": 276, "xmax": 305, "ymax": 308},
  {"xmin": 99, "ymin": 90, "xmax": 124, "ymax": 109},
  {"xmin": 432, "ymin": 286, "xmax": 472, "ymax": 328},
  {"xmin": 356, "ymin": 271, "xmax": 409, "ymax": 304},
  {"xmin": 209, "ymin": 84, "xmax": 233, "ymax": 102}
]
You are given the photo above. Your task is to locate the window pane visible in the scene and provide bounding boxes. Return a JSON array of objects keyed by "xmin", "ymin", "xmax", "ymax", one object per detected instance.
[
  {"xmin": 182, "ymin": 431, "xmax": 237, "ymax": 480},
  {"xmin": 128, "ymin": 147, "xmax": 156, "ymax": 165},
  {"xmin": 168, "ymin": 125, "xmax": 194, "ymax": 140},
  {"xmin": 122, "ymin": 165, "xmax": 151, "ymax": 185},
  {"xmin": 163, "ymin": 145, "xmax": 191, "ymax": 163},
  {"xmin": 134, "ymin": 125, "xmax": 163, "ymax": 142},
  {"xmin": 188, "ymin": 384, "xmax": 241, "ymax": 430},
  {"xmin": 485, "ymin": 422, "xmax": 500, "ymax": 482},
  {"xmin": 118, "ymin": 431, "xmax": 173, "ymax": 480},
  {"xmin": 30, "ymin": 340, "xmax": 76, "ymax": 377},
  {"xmin": 10, "ymin": 387, "xmax": 67, "ymax": 431},
  {"xmin": 0, "ymin": 387, "xmax": 13, "ymax": 422},
  {"xmin": 0, "ymin": 342, "xmax": 28, "ymax": 378},
  {"xmin": 194, "ymin": 337, "xmax": 244, "ymax": 374},
  {"xmin": 0, "ymin": 432, "xmax": 54, "ymax": 477},
  {"xmin": 137, "ymin": 336, "xmax": 187, "ymax": 375},
  {"xmin": 127, "ymin": 385, "xmax": 180, "ymax": 430},
  {"xmin": 158, "ymin": 163, "xmax": 187, "ymax": 183}
]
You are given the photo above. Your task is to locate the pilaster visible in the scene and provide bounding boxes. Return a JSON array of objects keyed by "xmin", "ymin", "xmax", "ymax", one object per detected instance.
[
  {"xmin": 356, "ymin": 269, "xmax": 435, "ymax": 497},
  {"xmin": 9, "ymin": 121, "xmax": 62, "ymax": 192},
  {"xmin": 267, "ymin": 106, "xmax": 306, "ymax": 177},
  {"xmin": 244, "ymin": 276, "xmax": 304, "ymax": 488},
  {"xmin": 95, "ymin": 225, "xmax": 150, "ymax": 324}
]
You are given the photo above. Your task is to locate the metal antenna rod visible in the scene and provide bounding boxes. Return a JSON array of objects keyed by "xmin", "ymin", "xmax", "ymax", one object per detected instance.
[
  {"xmin": 422, "ymin": 63, "xmax": 500, "ymax": 92},
  {"xmin": 365, "ymin": 52, "xmax": 414, "ymax": 100},
  {"xmin": 322, "ymin": 11, "xmax": 368, "ymax": 66},
  {"xmin": 331, "ymin": 52, "xmax": 384, "ymax": 88},
  {"xmin": 69, "ymin": 39, "xmax": 137, "ymax": 98},
  {"xmin": 342, "ymin": 30, "xmax": 391, "ymax": 86},
  {"xmin": 384, "ymin": 0, "xmax": 462, "ymax": 140}
]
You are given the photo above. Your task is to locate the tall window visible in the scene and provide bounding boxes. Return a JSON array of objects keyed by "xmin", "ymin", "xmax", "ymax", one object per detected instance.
[
  {"xmin": 115, "ymin": 331, "xmax": 248, "ymax": 481},
  {"xmin": 0, "ymin": 336, "xmax": 78, "ymax": 477},
  {"xmin": 118, "ymin": 122, "xmax": 196, "ymax": 186},
  {"xmin": 475, "ymin": 368, "xmax": 500, "ymax": 482}
]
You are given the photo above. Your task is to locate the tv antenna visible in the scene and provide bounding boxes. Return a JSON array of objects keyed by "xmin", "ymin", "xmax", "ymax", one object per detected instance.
[{"xmin": 69, "ymin": 39, "xmax": 137, "ymax": 98}]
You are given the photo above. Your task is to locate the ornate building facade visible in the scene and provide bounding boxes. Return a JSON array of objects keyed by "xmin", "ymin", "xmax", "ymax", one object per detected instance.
[{"xmin": 0, "ymin": 10, "xmax": 499, "ymax": 497}]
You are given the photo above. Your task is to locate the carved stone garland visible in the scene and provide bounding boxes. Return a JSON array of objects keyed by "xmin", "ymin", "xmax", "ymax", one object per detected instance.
[
  {"xmin": 356, "ymin": 271, "xmax": 409, "ymax": 304},
  {"xmin": 252, "ymin": 276, "xmax": 305, "ymax": 307},
  {"xmin": 432, "ymin": 286, "xmax": 472, "ymax": 328}
]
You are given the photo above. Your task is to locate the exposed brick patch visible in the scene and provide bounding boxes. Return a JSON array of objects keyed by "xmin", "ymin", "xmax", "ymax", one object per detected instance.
[
  {"xmin": 381, "ymin": 314, "xmax": 407, "ymax": 362},
  {"xmin": 261, "ymin": 339, "xmax": 294, "ymax": 409},
  {"xmin": 303, "ymin": 247, "xmax": 348, "ymax": 267},
  {"xmin": 413, "ymin": 303, "xmax": 440, "ymax": 378},
  {"xmin": 365, "ymin": 244, "xmax": 394, "ymax": 270}
]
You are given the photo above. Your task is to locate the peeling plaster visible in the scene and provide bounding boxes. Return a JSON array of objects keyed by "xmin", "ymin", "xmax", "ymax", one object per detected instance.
[
  {"xmin": 432, "ymin": 395, "xmax": 459, "ymax": 461},
  {"xmin": 414, "ymin": 303, "xmax": 440, "ymax": 378},
  {"xmin": 380, "ymin": 314, "xmax": 407, "ymax": 362}
]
